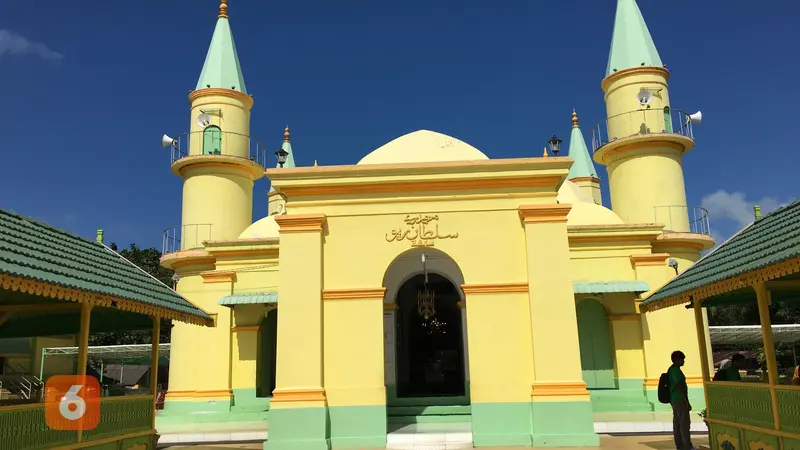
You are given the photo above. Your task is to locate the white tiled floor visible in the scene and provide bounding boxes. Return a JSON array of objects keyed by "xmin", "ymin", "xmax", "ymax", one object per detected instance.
[{"xmin": 157, "ymin": 420, "xmax": 707, "ymax": 447}]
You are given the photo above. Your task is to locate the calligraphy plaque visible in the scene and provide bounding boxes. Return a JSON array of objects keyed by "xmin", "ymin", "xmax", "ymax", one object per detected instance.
[{"xmin": 385, "ymin": 214, "xmax": 458, "ymax": 247}]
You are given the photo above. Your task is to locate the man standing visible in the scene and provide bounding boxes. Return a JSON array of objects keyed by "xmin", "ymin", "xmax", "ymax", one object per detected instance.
[{"xmin": 669, "ymin": 350, "xmax": 697, "ymax": 450}]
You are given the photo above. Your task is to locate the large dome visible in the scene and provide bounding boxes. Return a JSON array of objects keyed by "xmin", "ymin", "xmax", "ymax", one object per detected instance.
[
  {"xmin": 239, "ymin": 215, "xmax": 280, "ymax": 239},
  {"xmin": 557, "ymin": 180, "xmax": 624, "ymax": 226},
  {"xmin": 357, "ymin": 130, "xmax": 489, "ymax": 165}
]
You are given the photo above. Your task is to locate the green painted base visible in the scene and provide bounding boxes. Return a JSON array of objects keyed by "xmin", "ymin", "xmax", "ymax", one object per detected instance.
[
  {"xmin": 645, "ymin": 386, "xmax": 705, "ymax": 412},
  {"xmin": 329, "ymin": 405, "xmax": 387, "ymax": 449},
  {"xmin": 531, "ymin": 401, "xmax": 599, "ymax": 447},
  {"xmin": 589, "ymin": 378, "xmax": 652, "ymax": 412},
  {"xmin": 232, "ymin": 388, "xmax": 271, "ymax": 412},
  {"xmin": 264, "ymin": 406, "xmax": 329, "ymax": 450},
  {"xmin": 159, "ymin": 389, "xmax": 270, "ymax": 424},
  {"xmin": 471, "ymin": 402, "xmax": 532, "ymax": 447}
]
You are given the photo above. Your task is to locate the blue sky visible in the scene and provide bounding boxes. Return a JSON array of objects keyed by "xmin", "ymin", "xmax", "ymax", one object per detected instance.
[{"xmin": 1, "ymin": 1, "xmax": 795, "ymax": 250}]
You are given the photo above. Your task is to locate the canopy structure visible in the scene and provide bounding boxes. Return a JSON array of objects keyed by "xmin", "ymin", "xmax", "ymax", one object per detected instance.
[
  {"xmin": 40, "ymin": 343, "xmax": 171, "ymax": 383},
  {"xmin": 710, "ymin": 324, "xmax": 800, "ymax": 347}
]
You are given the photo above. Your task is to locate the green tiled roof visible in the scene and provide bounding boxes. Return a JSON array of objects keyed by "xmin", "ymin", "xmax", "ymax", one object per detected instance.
[
  {"xmin": 219, "ymin": 292, "xmax": 278, "ymax": 306},
  {"xmin": 0, "ymin": 209, "xmax": 211, "ymax": 324},
  {"xmin": 573, "ymin": 281, "xmax": 650, "ymax": 294},
  {"xmin": 641, "ymin": 201, "xmax": 800, "ymax": 310}
]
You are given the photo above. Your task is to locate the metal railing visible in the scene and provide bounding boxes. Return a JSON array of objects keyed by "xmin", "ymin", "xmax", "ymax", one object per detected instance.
[
  {"xmin": 166, "ymin": 130, "xmax": 269, "ymax": 167},
  {"xmin": 591, "ymin": 108, "xmax": 695, "ymax": 152},
  {"xmin": 653, "ymin": 205, "xmax": 711, "ymax": 235},
  {"xmin": 162, "ymin": 224, "xmax": 213, "ymax": 255}
]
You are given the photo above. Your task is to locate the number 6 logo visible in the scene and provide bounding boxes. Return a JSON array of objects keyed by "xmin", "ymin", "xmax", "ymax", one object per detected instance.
[
  {"xmin": 45, "ymin": 375, "xmax": 101, "ymax": 430},
  {"xmin": 59, "ymin": 384, "xmax": 86, "ymax": 420}
]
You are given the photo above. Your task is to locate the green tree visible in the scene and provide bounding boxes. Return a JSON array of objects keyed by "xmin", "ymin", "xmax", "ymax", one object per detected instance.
[{"xmin": 88, "ymin": 243, "xmax": 174, "ymax": 346}]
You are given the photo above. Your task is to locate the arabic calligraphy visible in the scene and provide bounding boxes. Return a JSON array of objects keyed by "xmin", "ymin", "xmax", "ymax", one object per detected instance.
[{"xmin": 385, "ymin": 214, "xmax": 458, "ymax": 247}]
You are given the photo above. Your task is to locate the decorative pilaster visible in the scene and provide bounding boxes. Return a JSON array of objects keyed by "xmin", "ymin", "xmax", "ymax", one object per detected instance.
[
  {"xmin": 518, "ymin": 204, "xmax": 599, "ymax": 447},
  {"xmin": 322, "ymin": 288, "xmax": 387, "ymax": 449},
  {"xmin": 266, "ymin": 213, "xmax": 328, "ymax": 450}
]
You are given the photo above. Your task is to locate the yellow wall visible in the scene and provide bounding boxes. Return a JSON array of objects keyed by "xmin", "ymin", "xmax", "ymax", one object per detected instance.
[
  {"xmin": 167, "ymin": 272, "xmax": 233, "ymax": 399},
  {"xmin": 180, "ymin": 166, "xmax": 255, "ymax": 245},
  {"xmin": 599, "ymin": 69, "xmax": 691, "ymax": 230},
  {"xmin": 188, "ymin": 92, "xmax": 251, "ymax": 159},
  {"xmin": 232, "ymin": 305, "xmax": 267, "ymax": 390}
]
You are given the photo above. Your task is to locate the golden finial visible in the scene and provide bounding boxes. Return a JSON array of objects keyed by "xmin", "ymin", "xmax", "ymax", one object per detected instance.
[
  {"xmin": 542, "ymin": 146, "xmax": 549, "ymax": 158},
  {"xmin": 314, "ymin": 160, "xmax": 318, "ymax": 167},
  {"xmin": 284, "ymin": 125, "xmax": 290, "ymax": 142},
  {"xmin": 572, "ymin": 109, "xmax": 579, "ymax": 128},
  {"xmin": 219, "ymin": 0, "xmax": 228, "ymax": 18}
]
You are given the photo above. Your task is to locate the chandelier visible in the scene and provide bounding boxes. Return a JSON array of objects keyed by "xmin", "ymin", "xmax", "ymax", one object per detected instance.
[{"xmin": 417, "ymin": 253, "xmax": 436, "ymax": 320}]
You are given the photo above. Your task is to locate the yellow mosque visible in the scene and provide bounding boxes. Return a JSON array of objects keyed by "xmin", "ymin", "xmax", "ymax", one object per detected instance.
[{"xmin": 157, "ymin": 0, "xmax": 715, "ymax": 448}]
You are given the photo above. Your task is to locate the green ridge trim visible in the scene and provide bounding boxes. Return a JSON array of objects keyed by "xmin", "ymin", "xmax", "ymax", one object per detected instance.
[
  {"xmin": 574, "ymin": 280, "xmax": 649, "ymax": 294},
  {"xmin": 264, "ymin": 406, "xmax": 329, "ymax": 450},
  {"xmin": 220, "ymin": 292, "xmax": 278, "ymax": 305},
  {"xmin": 196, "ymin": 17, "xmax": 247, "ymax": 93},
  {"xmin": 606, "ymin": 0, "xmax": 663, "ymax": 76}
]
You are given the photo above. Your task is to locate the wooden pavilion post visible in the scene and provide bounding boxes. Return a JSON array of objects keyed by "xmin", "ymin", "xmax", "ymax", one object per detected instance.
[
  {"xmin": 76, "ymin": 302, "xmax": 93, "ymax": 443},
  {"xmin": 149, "ymin": 316, "xmax": 161, "ymax": 430},
  {"xmin": 753, "ymin": 282, "xmax": 781, "ymax": 430},
  {"xmin": 692, "ymin": 298, "xmax": 712, "ymax": 420}
]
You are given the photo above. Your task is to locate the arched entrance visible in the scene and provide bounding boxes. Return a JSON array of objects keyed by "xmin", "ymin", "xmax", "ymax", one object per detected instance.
[
  {"xmin": 382, "ymin": 248, "xmax": 469, "ymax": 403},
  {"xmin": 395, "ymin": 273, "xmax": 465, "ymax": 397}
]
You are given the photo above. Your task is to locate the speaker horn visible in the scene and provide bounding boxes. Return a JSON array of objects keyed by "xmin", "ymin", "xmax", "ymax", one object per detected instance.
[
  {"xmin": 161, "ymin": 134, "xmax": 177, "ymax": 149},
  {"xmin": 196, "ymin": 113, "xmax": 213, "ymax": 128},
  {"xmin": 687, "ymin": 111, "xmax": 703, "ymax": 125},
  {"xmin": 636, "ymin": 90, "xmax": 652, "ymax": 106}
]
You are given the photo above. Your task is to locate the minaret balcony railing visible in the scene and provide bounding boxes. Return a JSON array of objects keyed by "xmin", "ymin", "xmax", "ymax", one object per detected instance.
[
  {"xmin": 653, "ymin": 205, "xmax": 711, "ymax": 235},
  {"xmin": 168, "ymin": 131, "xmax": 268, "ymax": 168},
  {"xmin": 591, "ymin": 108, "xmax": 695, "ymax": 153},
  {"xmin": 162, "ymin": 224, "xmax": 213, "ymax": 255}
]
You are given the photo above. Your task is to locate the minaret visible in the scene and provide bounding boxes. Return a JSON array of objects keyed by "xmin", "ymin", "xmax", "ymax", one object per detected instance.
[
  {"xmin": 566, "ymin": 110, "xmax": 601, "ymax": 205},
  {"xmin": 172, "ymin": 0, "xmax": 264, "ymax": 248},
  {"xmin": 267, "ymin": 126, "xmax": 295, "ymax": 216},
  {"xmin": 593, "ymin": 0, "xmax": 695, "ymax": 231}
]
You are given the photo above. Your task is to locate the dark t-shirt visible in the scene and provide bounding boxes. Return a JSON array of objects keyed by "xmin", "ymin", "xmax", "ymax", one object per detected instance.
[{"xmin": 668, "ymin": 365, "xmax": 686, "ymax": 403}]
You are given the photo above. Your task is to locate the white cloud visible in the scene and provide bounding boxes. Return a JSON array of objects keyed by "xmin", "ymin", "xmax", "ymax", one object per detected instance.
[
  {"xmin": 0, "ymin": 29, "xmax": 63, "ymax": 61},
  {"xmin": 701, "ymin": 190, "xmax": 792, "ymax": 228}
]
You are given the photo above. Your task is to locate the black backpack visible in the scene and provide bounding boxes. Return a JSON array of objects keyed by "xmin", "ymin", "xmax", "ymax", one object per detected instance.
[{"xmin": 657, "ymin": 372, "xmax": 671, "ymax": 404}]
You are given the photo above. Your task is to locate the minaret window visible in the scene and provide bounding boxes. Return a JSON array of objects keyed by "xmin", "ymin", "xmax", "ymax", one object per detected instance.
[
  {"xmin": 663, "ymin": 107, "xmax": 673, "ymax": 134},
  {"xmin": 202, "ymin": 125, "xmax": 222, "ymax": 155}
]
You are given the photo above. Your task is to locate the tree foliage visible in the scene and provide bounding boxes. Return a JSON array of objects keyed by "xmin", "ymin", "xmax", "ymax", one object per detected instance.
[{"xmin": 88, "ymin": 243, "xmax": 174, "ymax": 346}]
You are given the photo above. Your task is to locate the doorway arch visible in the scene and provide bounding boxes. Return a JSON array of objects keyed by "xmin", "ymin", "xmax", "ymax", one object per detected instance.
[
  {"xmin": 576, "ymin": 298, "xmax": 615, "ymax": 389},
  {"xmin": 381, "ymin": 248, "xmax": 469, "ymax": 402}
]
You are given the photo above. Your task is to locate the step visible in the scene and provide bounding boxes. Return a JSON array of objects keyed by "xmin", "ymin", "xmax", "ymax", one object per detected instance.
[
  {"xmin": 388, "ymin": 405, "xmax": 471, "ymax": 416},
  {"xmin": 388, "ymin": 414, "xmax": 472, "ymax": 424}
]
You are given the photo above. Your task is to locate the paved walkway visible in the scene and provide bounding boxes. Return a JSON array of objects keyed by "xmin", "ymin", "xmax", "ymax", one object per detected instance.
[{"xmin": 162, "ymin": 433, "xmax": 710, "ymax": 449}]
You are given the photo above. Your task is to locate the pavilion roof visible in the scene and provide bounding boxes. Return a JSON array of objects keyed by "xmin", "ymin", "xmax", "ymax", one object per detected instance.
[
  {"xmin": 641, "ymin": 201, "xmax": 800, "ymax": 312},
  {"xmin": 0, "ymin": 209, "xmax": 212, "ymax": 327}
]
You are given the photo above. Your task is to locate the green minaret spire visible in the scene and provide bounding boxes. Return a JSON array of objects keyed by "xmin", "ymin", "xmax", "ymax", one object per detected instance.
[
  {"xmin": 605, "ymin": 0, "xmax": 663, "ymax": 77},
  {"xmin": 567, "ymin": 110, "xmax": 598, "ymax": 179},
  {"xmin": 195, "ymin": 0, "xmax": 247, "ymax": 93}
]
